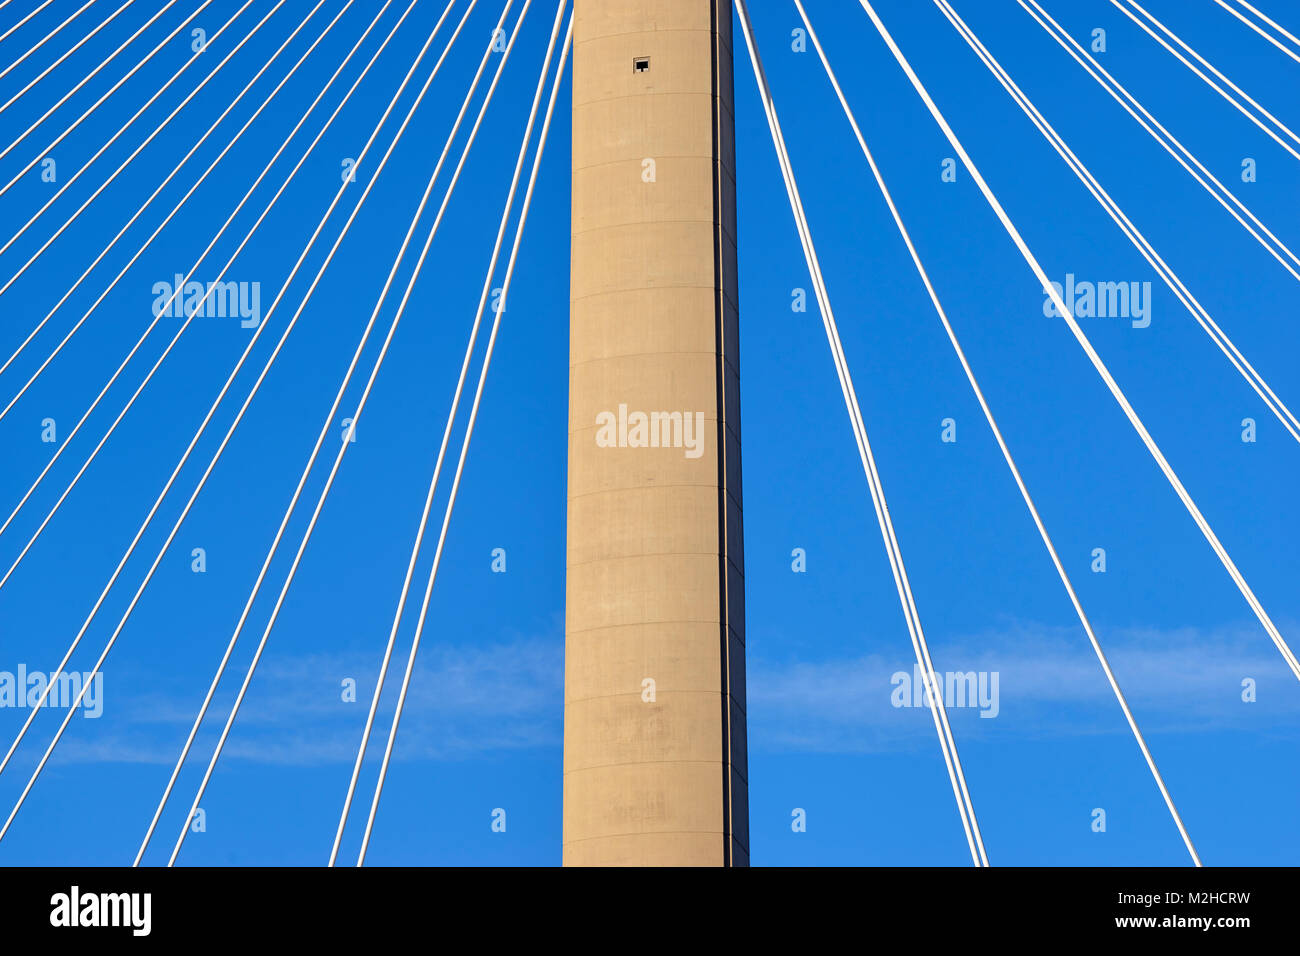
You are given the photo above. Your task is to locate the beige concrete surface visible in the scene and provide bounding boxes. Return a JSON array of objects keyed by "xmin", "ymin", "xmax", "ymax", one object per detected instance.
[{"xmin": 563, "ymin": 0, "xmax": 746, "ymax": 866}]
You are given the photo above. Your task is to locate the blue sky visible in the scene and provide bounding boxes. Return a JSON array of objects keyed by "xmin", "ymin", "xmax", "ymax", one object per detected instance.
[{"xmin": 0, "ymin": 0, "xmax": 1296, "ymax": 867}]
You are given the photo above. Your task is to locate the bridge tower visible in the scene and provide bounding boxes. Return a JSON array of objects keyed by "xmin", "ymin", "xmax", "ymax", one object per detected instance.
[{"xmin": 564, "ymin": 0, "xmax": 747, "ymax": 866}]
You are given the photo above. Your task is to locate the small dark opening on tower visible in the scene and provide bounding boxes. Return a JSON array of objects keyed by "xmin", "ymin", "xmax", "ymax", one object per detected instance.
[{"xmin": 633, "ymin": 57, "xmax": 650, "ymax": 73}]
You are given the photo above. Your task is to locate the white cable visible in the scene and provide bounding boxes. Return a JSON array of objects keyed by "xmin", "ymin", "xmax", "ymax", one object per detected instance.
[
  {"xmin": 1020, "ymin": 0, "xmax": 1300, "ymax": 287},
  {"xmin": 800, "ymin": 0, "xmax": 1200, "ymax": 866},
  {"xmin": 1111, "ymin": 0, "xmax": 1300, "ymax": 161},
  {"xmin": 0, "ymin": 0, "xmax": 333, "ymax": 414},
  {"xmin": 352, "ymin": 5, "xmax": 570, "ymax": 868},
  {"xmin": 1233, "ymin": 0, "xmax": 1300, "ymax": 51},
  {"xmin": 0, "ymin": 0, "xmax": 101, "ymax": 87},
  {"xmin": 133, "ymin": 0, "xmax": 431, "ymax": 863},
  {"xmin": 855, "ymin": 0, "xmax": 1300, "ymax": 685},
  {"xmin": 1217, "ymin": 0, "xmax": 1300, "ymax": 63},
  {"xmin": 0, "ymin": 0, "xmax": 269, "ymax": 293},
  {"xmin": 157, "ymin": 0, "xmax": 494, "ymax": 868},
  {"xmin": 751, "ymin": 0, "xmax": 993, "ymax": 866},
  {"xmin": 738, "ymin": 0, "xmax": 987, "ymax": 867},
  {"xmin": 960, "ymin": 3, "xmax": 1300, "ymax": 445},
  {"xmin": 139, "ymin": 0, "xmax": 516, "ymax": 868},
  {"xmin": 338, "ymin": 0, "xmax": 564, "ymax": 867},
  {"xmin": 0, "ymin": 0, "xmax": 469, "ymax": 846},
  {"xmin": 0, "ymin": 0, "xmax": 454, "ymax": 595},
  {"xmin": 0, "ymin": 1, "xmax": 133, "ymax": 120},
  {"xmin": 170, "ymin": 0, "xmax": 528, "ymax": 869},
  {"xmin": 0, "ymin": 2, "xmax": 374, "ymax": 591},
  {"xmin": 0, "ymin": 1, "xmax": 194, "ymax": 179},
  {"xmin": 0, "ymin": 0, "xmax": 53, "ymax": 47},
  {"xmin": 0, "ymin": 0, "xmax": 333, "ymax": 571}
]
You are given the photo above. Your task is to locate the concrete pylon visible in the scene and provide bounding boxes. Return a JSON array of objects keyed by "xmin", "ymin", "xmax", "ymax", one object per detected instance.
[{"xmin": 563, "ymin": 0, "xmax": 747, "ymax": 867}]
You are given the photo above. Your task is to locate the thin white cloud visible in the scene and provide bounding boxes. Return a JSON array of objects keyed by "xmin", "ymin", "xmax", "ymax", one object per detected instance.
[
  {"xmin": 25, "ymin": 619, "xmax": 1300, "ymax": 766},
  {"xmin": 42, "ymin": 637, "xmax": 564, "ymax": 767},
  {"xmin": 748, "ymin": 619, "xmax": 1300, "ymax": 752}
]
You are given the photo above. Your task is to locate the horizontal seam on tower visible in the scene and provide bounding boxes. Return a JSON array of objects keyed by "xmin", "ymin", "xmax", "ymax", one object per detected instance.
[
  {"xmin": 574, "ymin": 27, "xmax": 715, "ymax": 45},
  {"xmin": 574, "ymin": 155, "xmax": 716, "ymax": 173},
  {"xmin": 567, "ymin": 482, "xmax": 741, "ymax": 503},
  {"xmin": 574, "ymin": 90, "xmax": 715, "ymax": 109},
  {"xmin": 569, "ymin": 348, "xmax": 725, "ymax": 369},
  {"xmin": 562, "ymin": 830, "xmax": 727, "ymax": 846},
  {"xmin": 569, "ymin": 358, "xmax": 742, "ymax": 383},
  {"xmin": 567, "ymin": 552, "xmax": 724, "ymax": 572},
  {"xmin": 564, "ymin": 758, "xmax": 729, "ymax": 774},
  {"xmin": 573, "ymin": 218, "xmax": 721, "ymax": 235},
  {"xmin": 566, "ymin": 620, "xmax": 724, "ymax": 637},
  {"xmin": 565, "ymin": 689, "xmax": 734, "ymax": 705},
  {"xmin": 570, "ymin": 291, "xmax": 741, "ymax": 318},
  {"xmin": 570, "ymin": 285, "xmax": 718, "ymax": 304}
]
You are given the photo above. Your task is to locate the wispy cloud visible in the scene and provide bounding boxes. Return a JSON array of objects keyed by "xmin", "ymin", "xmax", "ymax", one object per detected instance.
[
  {"xmin": 29, "ymin": 619, "xmax": 1300, "ymax": 767},
  {"xmin": 49, "ymin": 637, "xmax": 564, "ymax": 767},
  {"xmin": 748, "ymin": 619, "xmax": 1300, "ymax": 753}
]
